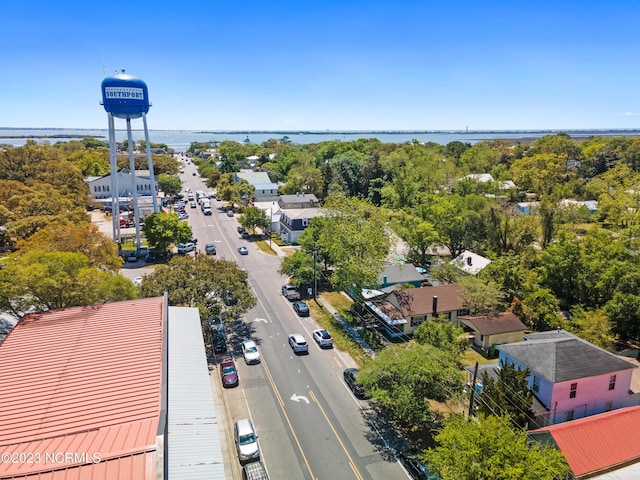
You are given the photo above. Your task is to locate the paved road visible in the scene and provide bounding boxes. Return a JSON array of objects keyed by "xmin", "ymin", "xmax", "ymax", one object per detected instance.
[{"xmin": 118, "ymin": 157, "xmax": 409, "ymax": 479}]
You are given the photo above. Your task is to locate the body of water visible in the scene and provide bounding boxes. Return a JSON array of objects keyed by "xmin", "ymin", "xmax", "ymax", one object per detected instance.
[{"xmin": 2, "ymin": 128, "xmax": 640, "ymax": 152}]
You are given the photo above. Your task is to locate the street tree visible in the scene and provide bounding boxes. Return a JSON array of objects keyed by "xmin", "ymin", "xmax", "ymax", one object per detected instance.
[
  {"xmin": 157, "ymin": 173, "xmax": 182, "ymax": 197},
  {"xmin": 318, "ymin": 194, "xmax": 390, "ymax": 295},
  {"xmin": 279, "ymin": 250, "xmax": 315, "ymax": 289},
  {"xmin": 359, "ymin": 343, "xmax": 464, "ymax": 428},
  {"xmin": 238, "ymin": 206, "xmax": 269, "ymax": 233},
  {"xmin": 142, "ymin": 212, "xmax": 192, "ymax": 254},
  {"xmin": 423, "ymin": 414, "xmax": 570, "ymax": 480},
  {"xmin": 140, "ymin": 255, "xmax": 256, "ymax": 320}
]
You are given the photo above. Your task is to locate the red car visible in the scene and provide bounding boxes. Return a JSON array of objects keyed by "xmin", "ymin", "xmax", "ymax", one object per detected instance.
[{"xmin": 220, "ymin": 356, "xmax": 239, "ymax": 388}]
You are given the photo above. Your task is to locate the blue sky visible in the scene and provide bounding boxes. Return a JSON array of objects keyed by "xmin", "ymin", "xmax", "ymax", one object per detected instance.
[{"xmin": 2, "ymin": 0, "xmax": 639, "ymax": 131}]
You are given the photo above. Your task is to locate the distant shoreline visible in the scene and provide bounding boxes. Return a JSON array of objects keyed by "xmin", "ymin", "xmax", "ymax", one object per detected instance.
[{"xmin": 0, "ymin": 134, "xmax": 103, "ymax": 139}]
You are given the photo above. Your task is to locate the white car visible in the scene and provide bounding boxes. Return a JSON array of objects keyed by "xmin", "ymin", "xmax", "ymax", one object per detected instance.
[
  {"xmin": 288, "ymin": 334, "xmax": 308, "ymax": 354},
  {"xmin": 241, "ymin": 340, "xmax": 261, "ymax": 364},
  {"xmin": 313, "ymin": 329, "xmax": 333, "ymax": 348}
]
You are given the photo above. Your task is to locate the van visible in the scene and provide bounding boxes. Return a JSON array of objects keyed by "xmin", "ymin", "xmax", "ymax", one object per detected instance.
[
  {"xmin": 234, "ymin": 418, "xmax": 260, "ymax": 462},
  {"xmin": 243, "ymin": 460, "xmax": 269, "ymax": 480}
]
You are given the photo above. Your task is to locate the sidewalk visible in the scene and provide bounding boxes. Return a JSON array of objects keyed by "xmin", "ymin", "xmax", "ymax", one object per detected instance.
[{"xmin": 315, "ymin": 294, "xmax": 376, "ymax": 359}]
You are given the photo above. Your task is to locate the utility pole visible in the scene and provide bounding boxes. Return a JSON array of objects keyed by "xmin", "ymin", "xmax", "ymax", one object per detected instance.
[
  {"xmin": 468, "ymin": 361, "xmax": 479, "ymax": 417},
  {"xmin": 313, "ymin": 249, "xmax": 317, "ymax": 300}
]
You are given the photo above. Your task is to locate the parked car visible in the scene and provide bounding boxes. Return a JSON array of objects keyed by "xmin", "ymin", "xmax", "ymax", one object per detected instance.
[
  {"xmin": 281, "ymin": 284, "xmax": 301, "ymax": 301},
  {"xmin": 238, "ymin": 246, "xmax": 249, "ymax": 255},
  {"xmin": 220, "ymin": 356, "xmax": 239, "ymax": 388},
  {"xmin": 243, "ymin": 460, "xmax": 269, "ymax": 480},
  {"xmin": 144, "ymin": 250, "xmax": 157, "ymax": 262},
  {"xmin": 213, "ymin": 334, "xmax": 227, "ymax": 354},
  {"xmin": 226, "ymin": 210, "xmax": 234, "ymax": 217},
  {"xmin": 234, "ymin": 418, "xmax": 260, "ymax": 462},
  {"xmin": 241, "ymin": 340, "xmax": 261, "ymax": 364},
  {"xmin": 343, "ymin": 368, "xmax": 365, "ymax": 398},
  {"xmin": 237, "ymin": 226, "xmax": 246, "ymax": 234},
  {"xmin": 205, "ymin": 243, "xmax": 217, "ymax": 255},
  {"xmin": 177, "ymin": 242, "xmax": 195, "ymax": 254},
  {"xmin": 399, "ymin": 451, "xmax": 439, "ymax": 480},
  {"xmin": 190, "ymin": 201, "xmax": 197, "ymax": 208},
  {"xmin": 242, "ymin": 231, "xmax": 250, "ymax": 239},
  {"xmin": 292, "ymin": 301, "xmax": 309, "ymax": 317},
  {"xmin": 127, "ymin": 251, "xmax": 138, "ymax": 262},
  {"xmin": 178, "ymin": 212, "xmax": 189, "ymax": 220},
  {"xmin": 203, "ymin": 207, "xmax": 212, "ymax": 215},
  {"xmin": 313, "ymin": 329, "xmax": 333, "ymax": 348},
  {"xmin": 288, "ymin": 334, "xmax": 308, "ymax": 354}
]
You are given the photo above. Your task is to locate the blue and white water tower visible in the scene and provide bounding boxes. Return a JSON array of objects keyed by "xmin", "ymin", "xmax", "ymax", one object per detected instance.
[
  {"xmin": 101, "ymin": 73, "xmax": 150, "ymax": 119},
  {"xmin": 101, "ymin": 71, "xmax": 158, "ymax": 247}
]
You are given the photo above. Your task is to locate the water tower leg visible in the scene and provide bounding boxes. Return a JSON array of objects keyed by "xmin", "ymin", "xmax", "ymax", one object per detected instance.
[
  {"xmin": 107, "ymin": 113, "xmax": 119, "ymax": 244},
  {"xmin": 142, "ymin": 112, "xmax": 159, "ymax": 213},
  {"xmin": 126, "ymin": 118, "xmax": 141, "ymax": 248}
]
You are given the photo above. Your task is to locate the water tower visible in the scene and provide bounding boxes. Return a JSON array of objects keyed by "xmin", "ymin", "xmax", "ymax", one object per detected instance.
[{"xmin": 101, "ymin": 70, "xmax": 159, "ymax": 247}]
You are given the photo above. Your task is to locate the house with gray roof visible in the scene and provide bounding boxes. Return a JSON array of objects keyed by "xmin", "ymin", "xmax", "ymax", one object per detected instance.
[
  {"xmin": 235, "ymin": 171, "xmax": 278, "ymax": 201},
  {"xmin": 499, "ymin": 330, "xmax": 639, "ymax": 427}
]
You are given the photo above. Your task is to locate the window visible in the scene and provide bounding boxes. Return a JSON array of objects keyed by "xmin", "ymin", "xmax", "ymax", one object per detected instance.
[
  {"xmin": 302, "ymin": 219, "xmax": 309, "ymax": 227},
  {"xmin": 605, "ymin": 401, "xmax": 613, "ymax": 412},
  {"xmin": 411, "ymin": 316, "xmax": 425, "ymax": 327},
  {"xmin": 532, "ymin": 375, "xmax": 540, "ymax": 393},
  {"xmin": 566, "ymin": 410, "xmax": 574, "ymax": 421},
  {"xmin": 570, "ymin": 383, "xmax": 577, "ymax": 399},
  {"xmin": 609, "ymin": 375, "xmax": 616, "ymax": 391}
]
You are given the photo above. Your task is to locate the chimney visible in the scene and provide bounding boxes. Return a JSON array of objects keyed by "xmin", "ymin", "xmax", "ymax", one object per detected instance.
[
  {"xmin": 432, "ymin": 295, "xmax": 438, "ymax": 315},
  {"xmin": 466, "ymin": 256, "xmax": 472, "ymax": 266}
]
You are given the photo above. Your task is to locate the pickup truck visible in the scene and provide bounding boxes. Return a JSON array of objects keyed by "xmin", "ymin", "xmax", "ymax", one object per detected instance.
[{"xmin": 281, "ymin": 284, "xmax": 301, "ymax": 301}]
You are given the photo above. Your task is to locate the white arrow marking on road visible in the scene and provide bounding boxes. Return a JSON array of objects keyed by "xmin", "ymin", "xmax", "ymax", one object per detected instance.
[
  {"xmin": 290, "ymin": 393, "xmax": 310, "ymax": 404},
  {"xmin": 254, "ymin": 317, "xmax": 268, "ymax": 323}
]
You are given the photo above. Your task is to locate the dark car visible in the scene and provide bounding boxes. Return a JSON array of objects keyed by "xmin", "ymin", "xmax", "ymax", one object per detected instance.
[
  {"xmin": 343, "ymin": 368, "xmax": 365, "ymax": 398},
  {"xmin": 237, "ymin": 226, "xmax": 246, "ymax": 234},
  {"xmin": 174, "ymin": 193, "xmax": 184, "ymax": 200},
  {"xmin": 292, "ymin": 301, "xmax": 309, "ymax": 317},
  {"xmin": 220, "ymin": 356, "xmax": 239, "ymax": 388},
  {"xmin": 213, "ymin": 334, "xmax": 227, "ymax": 354},
  {"xmin": 205, "ymin": 243, "xmax": 217, "ymax": 255},
  {"xmin": 241, "ymin": 231, "xmax": 250, "ymax": 239},
  {"xmin": 399, "ymin": 451, "xmax": 439, "ymax": 480}
]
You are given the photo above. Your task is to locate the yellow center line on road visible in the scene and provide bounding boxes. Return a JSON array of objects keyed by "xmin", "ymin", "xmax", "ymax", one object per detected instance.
[
  {"xmin": 309, "ymin": 390, "xmax": 364, "ymax": 480},
  {"xmin": 262, "ymin": 358, "xmax": 316, "ymax": 479}
]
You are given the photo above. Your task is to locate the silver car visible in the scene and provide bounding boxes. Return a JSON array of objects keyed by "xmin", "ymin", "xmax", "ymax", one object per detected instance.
[
  {"xmin": 288, "ymin": 333, "xmax": 308, "ymax": 354},
  {"xmin": 234, "ymin": 418, "xmax": 260, "ymax": 462},
  {"xmin": 242, "ymin": 340, "xmax": 261, "ymax": 364},
  {"xmin": 313, "ymin": 329, "xmax": 333, "ymax": 348}
]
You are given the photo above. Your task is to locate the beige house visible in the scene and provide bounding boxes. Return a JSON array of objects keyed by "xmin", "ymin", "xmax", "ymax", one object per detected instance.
[
  {"xmin": 459, "ymin": 312, "xmax": 527, "ymax": 349},
  {"xmin": 365, "ymin": 284, "xmax": 466, "ymax": 337}
]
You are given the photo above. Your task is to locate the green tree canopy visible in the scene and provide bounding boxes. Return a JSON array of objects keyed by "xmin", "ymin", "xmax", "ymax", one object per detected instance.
[
  {"xmin": 477, "ymin": 362, "xmax": 534, "ymax": 429},
  {"xmin": 412, "ymin": 319, "xmax": 468, "ymax": 359},
  {"xmin": 423, "ymin": 414, "xmax": 569, "ymax": 480},
  {"xmin": 140, "ymin": 255, "xmax": 256, "ymax": 320},
  {"xmin": 157, "ymin": 173, "xmax": 182, "ymax": 197},
  {"xmin": 0, "ymin": 250, "xmax": 137, "ymax": 317},
  {"xmin": 359, "ymin": 343, "xmax": 464, "ymax": 428},
  {"xmin": 142, "ymin": 212, "xmax": 192, "ymax": 253},
  {"xmin": 238, "ymin": 206, "xmax": 269, "ymax": 233}
]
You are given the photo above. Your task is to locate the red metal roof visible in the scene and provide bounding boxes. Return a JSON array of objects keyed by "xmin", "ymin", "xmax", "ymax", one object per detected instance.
[
  {"xmin": 530, "ymin": 405, "xmax": 640, "ymax": 477},
  {"xmin": 0, "ymin": 297, "xmax": 165, "ymax": 479}
]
